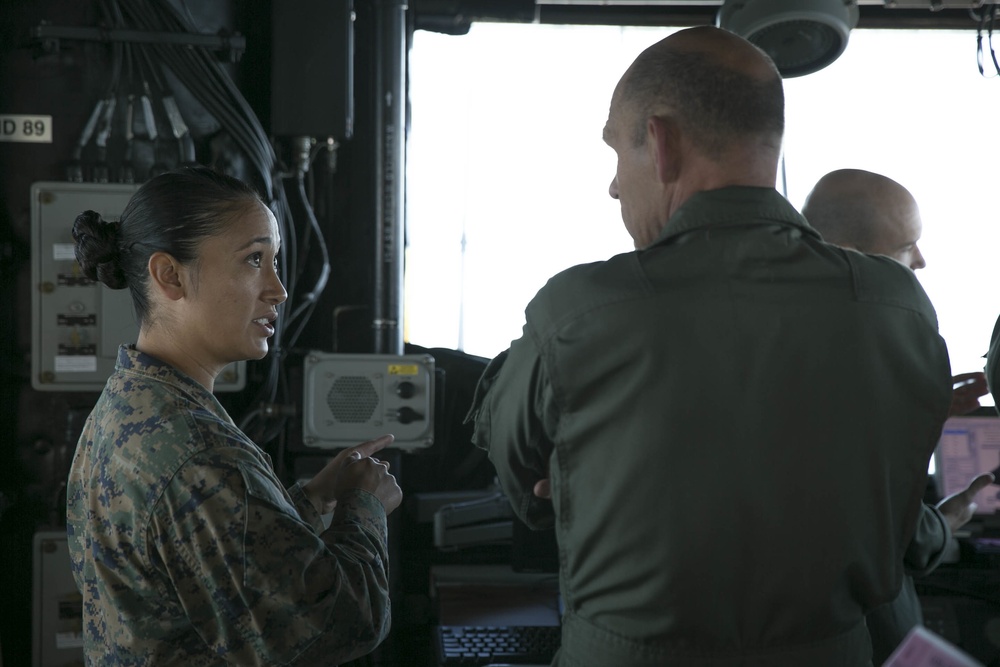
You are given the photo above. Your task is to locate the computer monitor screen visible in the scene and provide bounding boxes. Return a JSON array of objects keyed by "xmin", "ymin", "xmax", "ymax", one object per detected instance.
[{"xmin": 934, "ymin": 415, "xmax": 1000, "ymax": 516}]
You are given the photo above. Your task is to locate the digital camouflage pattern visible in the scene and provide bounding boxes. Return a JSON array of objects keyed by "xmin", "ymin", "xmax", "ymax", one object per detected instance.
[{"xmin": 66, "ymin": 345, "xmax": 391, "ymax": 666}]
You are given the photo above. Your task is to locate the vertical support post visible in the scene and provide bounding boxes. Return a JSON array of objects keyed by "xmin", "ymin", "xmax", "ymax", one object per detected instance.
[{"xmin": 374, "ymin": 0, "xmax": 407, "ymax": 356}]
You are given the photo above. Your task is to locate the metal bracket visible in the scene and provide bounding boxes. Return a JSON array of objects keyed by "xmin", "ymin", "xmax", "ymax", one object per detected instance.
[{"xmin": 30, "ymin": 23, "xmax": 246, "ymax": 62}]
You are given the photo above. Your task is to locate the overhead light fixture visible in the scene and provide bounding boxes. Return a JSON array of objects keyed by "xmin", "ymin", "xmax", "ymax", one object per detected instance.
[{"xmin": 717, "ymin": 0, "xmax": 860, "ymax": 78}]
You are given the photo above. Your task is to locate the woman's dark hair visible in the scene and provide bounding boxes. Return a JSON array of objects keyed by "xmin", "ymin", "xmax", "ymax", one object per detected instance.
[{"xmin": 72, "ymin": 166, "xmax": 264, "ymax": 326}]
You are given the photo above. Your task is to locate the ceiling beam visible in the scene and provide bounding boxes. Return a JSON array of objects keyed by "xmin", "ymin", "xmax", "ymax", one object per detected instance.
[{"xmin": 411, "ymin": 0, "xmax": 990, "ymax": 34}]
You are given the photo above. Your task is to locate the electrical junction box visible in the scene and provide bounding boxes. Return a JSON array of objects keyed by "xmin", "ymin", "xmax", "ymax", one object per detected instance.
[
  {"xmin": 32, "ymin": 529, "xmax": 83, "ymax": 667},
  {"xmin": 30, "ymin": 181, "xmax": 245, "ymax": 392},
  {"xmin": 302, "ymin": 352, "xmax": 435, "ymax": 451}
]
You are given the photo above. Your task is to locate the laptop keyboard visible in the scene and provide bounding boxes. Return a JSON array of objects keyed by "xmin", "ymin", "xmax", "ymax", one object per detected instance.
[{"xmin": 435, "ymin": 624, "xmax": 561, "ymax": 665}]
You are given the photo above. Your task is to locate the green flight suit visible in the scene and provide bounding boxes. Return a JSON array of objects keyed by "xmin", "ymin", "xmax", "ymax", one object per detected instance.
[
  {"xmin": 866, "ymin": 502, "xmax": 950, "ymax": 664},
  {"xmin": 468, "ymin": 187, "xmax": 952, "ymax": 667}
]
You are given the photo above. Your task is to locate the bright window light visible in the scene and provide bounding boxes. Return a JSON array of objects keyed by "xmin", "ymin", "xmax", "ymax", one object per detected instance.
[{"xmin": 405, "ymin": 23, "xmax": 1000, "ymax": 406}]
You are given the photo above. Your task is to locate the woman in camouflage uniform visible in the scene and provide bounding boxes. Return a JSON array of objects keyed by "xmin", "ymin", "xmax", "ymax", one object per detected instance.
[{"xmin": 66, "ymin": 166, "xmax": 401, "ymax": 666}]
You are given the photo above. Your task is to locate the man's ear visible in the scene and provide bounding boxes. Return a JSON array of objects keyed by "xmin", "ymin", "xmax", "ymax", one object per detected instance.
[
  {"xmin": 648, "ymin": 115, "xmax": 681, "ymax": 185},
  {"xmin": 147, "ymin": 252, "xmax": 186, "ymax": 301}
]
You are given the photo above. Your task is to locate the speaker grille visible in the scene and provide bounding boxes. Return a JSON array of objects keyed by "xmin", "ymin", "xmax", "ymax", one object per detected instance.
[
  {"xmin": 327, "ymin": 376, "xmax": 379, "ymax": 423},
  {"xmin": 302, "ymin": 353, "xmax": 435, "ymax": 450}
]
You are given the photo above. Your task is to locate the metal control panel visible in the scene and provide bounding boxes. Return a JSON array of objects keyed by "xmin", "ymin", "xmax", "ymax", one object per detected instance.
[
  {"xmin": 30, "ymin": 181, "xmax": 245, "ymax": 391},
  {"xmin": 32, "ymin": 530, "xmax": 83, "ymax": 667},
  {"xmin": 302, "ymin": 352, "xmax": 435, "ymax": 451}
]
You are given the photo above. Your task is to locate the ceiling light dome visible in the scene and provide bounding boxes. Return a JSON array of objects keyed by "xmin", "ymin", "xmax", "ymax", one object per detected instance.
[{"xmin": 717, "ymin": 0, "xmax": 860, "ymax": 78}]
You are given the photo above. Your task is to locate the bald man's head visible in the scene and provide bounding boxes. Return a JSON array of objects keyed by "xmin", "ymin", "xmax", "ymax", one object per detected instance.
[
  {"xmin": 802, "ymin": 169, "xmax": 926, "ymax": 270},
  {"xmin": 614, "ymin": 26, "xmax": 785, "ymax": 160},
  {"xmin": 604, "ymin": 27, "xmax": 787, "ymax": 248}
]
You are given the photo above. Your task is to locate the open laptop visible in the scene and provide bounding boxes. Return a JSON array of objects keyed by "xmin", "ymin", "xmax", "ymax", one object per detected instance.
[
  {"xmin": 933, "ymin": 413, "xmax": 1000, "ymax": 535},
  {"xmin": 433, "ymin": 516, "xmax": 561, "ymax": 666}
]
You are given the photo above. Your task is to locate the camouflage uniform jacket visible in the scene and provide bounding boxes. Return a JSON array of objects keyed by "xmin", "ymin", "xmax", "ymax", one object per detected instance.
[{"xmin": 66, "ymin": 345, "xmax": 391, "ymax": 666}]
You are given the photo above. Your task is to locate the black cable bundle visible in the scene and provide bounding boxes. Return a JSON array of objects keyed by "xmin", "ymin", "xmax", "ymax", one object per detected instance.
[
  {"xmin": 974, "ymin": 3, "xmax": 1000, "ymax": 77},
  {"xmin": 112, "ymin": 0, "xmax": 276, "ymax": 198}
]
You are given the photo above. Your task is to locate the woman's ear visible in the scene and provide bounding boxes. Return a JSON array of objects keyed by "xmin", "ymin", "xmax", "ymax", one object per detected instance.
[
  {"xmin": 147, "ymin": 252, "xmax": 185, "ymax": 301},
  {"xmin": 648, "ymin": 115, "xmax": 681, "ymax": 185}
]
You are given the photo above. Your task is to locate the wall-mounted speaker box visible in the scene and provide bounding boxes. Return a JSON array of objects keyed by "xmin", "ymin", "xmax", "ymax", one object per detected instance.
[{"xmin": 302, "ymin": 352, "xmax": 434, "ymax": 451}]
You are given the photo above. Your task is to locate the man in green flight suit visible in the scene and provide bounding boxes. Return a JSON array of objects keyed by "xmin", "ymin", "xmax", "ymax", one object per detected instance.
[{"xmin": 468, "ymin": 26, "xmax": 956, "ymax": 667}]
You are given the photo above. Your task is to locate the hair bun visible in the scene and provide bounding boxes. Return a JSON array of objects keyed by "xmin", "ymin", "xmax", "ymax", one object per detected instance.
[{"xmin": 72, "ymin": 210, "xmax": 127, "ymax": 289}]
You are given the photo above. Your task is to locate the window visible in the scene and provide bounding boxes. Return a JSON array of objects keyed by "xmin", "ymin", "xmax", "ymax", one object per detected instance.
[{"xmin": 406, "ymin": 23, "xmax": 1000, "ymax": 405}]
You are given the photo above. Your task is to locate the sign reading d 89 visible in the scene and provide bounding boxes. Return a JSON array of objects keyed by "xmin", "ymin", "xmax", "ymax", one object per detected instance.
[{"xmin": 0, "ymin": 115, "xmax": 53, "ymax": 143}]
